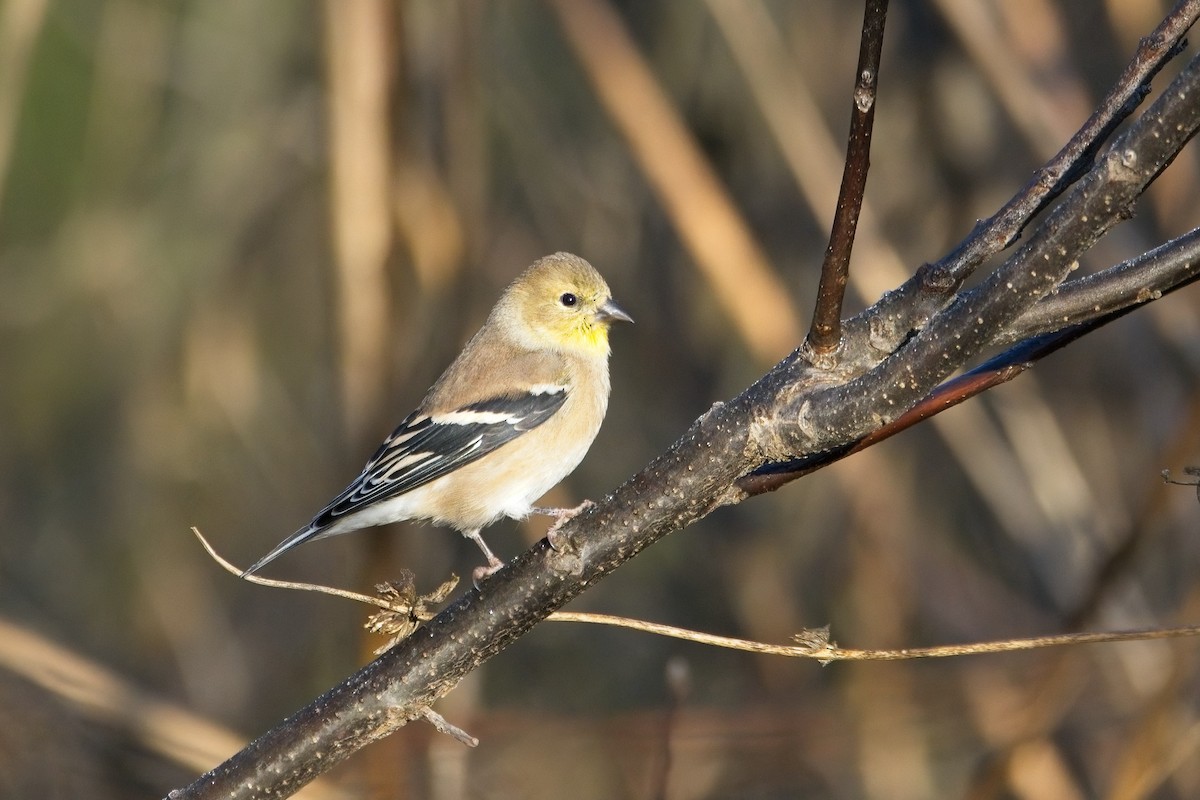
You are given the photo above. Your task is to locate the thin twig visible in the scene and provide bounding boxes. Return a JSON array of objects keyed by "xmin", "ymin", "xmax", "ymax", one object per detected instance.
[
  {"xmin": 807, "ymin": 0, "xmax": 889, "ymax": 357},
  {"xmin": 200, "ymin": 523, "xmax": 1200, "ymax": 666},
  {"xmin": 419, "ymin": 708, "xmax": 478, "ymax": 748},
  {"xmin": 193, "ymin": 527, "xmax": 458, "ymax": 656},
  {"xmin": 549, "ymin": 612, "xmax": 1200, "ymax": 662},
  {"xmin": 191, "ymin": 527, "xmax": 393, "ymax": 609}
]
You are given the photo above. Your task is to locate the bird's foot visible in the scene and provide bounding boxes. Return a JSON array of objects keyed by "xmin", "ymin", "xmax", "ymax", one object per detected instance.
[
  {"xmin": 535, "ymin": 499, "xmax": 596, "ymax": 551},
  {"xmin": 465, "ymin": 529, "xmax": 506, "ymax": 587},
  {"xmin": 471, "ymin": 556, "xmax": 505, "ymax": 587}
]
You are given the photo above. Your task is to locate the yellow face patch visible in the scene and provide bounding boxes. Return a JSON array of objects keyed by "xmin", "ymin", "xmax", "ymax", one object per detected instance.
[
  {"xmin": 571, "ymin": 317, "xmax": 612, "ymax": 355},
  {"xmin": 516, "ymin": 262, "xmax": 620, "ymax": 355}
]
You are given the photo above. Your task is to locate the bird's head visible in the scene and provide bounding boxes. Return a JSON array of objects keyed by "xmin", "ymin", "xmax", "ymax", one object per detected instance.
[{"xmin": 501, "ymin": 252, "xmax": 632, "ymax": 357}]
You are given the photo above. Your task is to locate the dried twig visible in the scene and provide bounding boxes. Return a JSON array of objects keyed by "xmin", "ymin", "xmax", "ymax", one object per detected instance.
[
  {"xmin": 191, "ymin": 527, "xmax": 391, "ymax": 609},
  {"xmin": 419, "ymin": 708, "xmax": 478, "ymax": 748},
  {"xmin": 200, "ymin": 526, "xmax": 1200, "ymax": 668},
  {"xmin": 549, "ymin": 612, "xmax": 1200, "ymax": 663},
  {"xmin": 192, "ymin": 528, "xmax": 458, "ymax": 655}
]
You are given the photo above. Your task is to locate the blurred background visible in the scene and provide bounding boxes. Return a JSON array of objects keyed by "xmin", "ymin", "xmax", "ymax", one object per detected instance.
[{"xmin": 2, "ymin": 0, "xmax": 1200, "ymax": 797}]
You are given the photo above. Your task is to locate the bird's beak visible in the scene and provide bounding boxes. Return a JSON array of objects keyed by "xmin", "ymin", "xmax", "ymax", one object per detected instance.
[{"xmin": 596, "ymin": 298, "xmax": 634, "ymax": 325}]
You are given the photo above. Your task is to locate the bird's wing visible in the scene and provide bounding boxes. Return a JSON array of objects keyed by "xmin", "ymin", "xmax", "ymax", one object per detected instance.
[{"xmin": 311, "ymin": 385, "xmax": 568, "ymax": 529}]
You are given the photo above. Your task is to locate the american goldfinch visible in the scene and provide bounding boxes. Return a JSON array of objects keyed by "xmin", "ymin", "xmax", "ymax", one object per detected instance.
[{"xmin": 243, "ymin": 252, "xmax": 631, "ymax": 580}]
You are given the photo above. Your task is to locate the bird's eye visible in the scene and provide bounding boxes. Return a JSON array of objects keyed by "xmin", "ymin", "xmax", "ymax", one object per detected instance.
[{"xmin": 560, "ymin": 292, "xmax": 578, "ymax": 307}]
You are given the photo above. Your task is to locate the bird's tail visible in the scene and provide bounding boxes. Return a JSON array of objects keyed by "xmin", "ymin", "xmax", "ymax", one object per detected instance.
[{"xmin": 241, "ymin": 525, "xmax": 323, "ymax": 577}]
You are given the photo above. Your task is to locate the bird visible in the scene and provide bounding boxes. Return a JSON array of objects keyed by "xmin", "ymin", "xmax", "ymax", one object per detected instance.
[{"xmin": 242, "ymin": 252, "xmax": 631, "ymax": 581}]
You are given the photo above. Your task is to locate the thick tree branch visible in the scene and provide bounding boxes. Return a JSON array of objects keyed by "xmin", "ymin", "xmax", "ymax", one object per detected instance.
[{"xmin": 738, "ymin": 224, "xmax": 1200, "ymax": 496}]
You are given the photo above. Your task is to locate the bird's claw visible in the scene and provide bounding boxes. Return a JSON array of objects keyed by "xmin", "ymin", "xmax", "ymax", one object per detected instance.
[
  {"xmin": 545, "ymin": 499, "xmax": 596, "ymax": 551},
  {"xmin": 471, "ymin": 556, "xmax": 505, "ymax": 587}
]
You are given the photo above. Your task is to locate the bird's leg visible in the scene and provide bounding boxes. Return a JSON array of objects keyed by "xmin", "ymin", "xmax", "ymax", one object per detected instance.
[
  {"xmin": 465, "ymin": 529, "xmax": 505, "ymax": 584},
  {"xmin": 532, "ymin": 500, "xmax": 596, "ymax": 550}
]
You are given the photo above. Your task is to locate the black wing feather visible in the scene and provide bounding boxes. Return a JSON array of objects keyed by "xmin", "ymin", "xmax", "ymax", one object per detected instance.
[{"xmin": 312, "ymin": 389, "xmax": 567, "ymax": 528}]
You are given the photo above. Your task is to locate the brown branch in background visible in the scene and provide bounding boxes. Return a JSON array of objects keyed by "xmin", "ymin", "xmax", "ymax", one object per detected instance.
[
  {"xmin": 959, "ymin": 407, "xmax": 1200, "ymax": 799},
  {"xmin": 545, "ymin": 0, "xmax": 800, "ymax": 362},
  {"xmin": 931, "ymin": 0, "xmax": 1090, "ymax": 159},
  {"xmin": 0, "ymin": 0, "xmax": 49, "ymax": 215},
  {"xmin": 806, "ymin": 0, "xmax": 889, "ymax": 357},
  {"xmin": 323, "ymin": 0, "xmax": 396, "ymax": 439},
  {"xmin": 651, "ymin": 657, "xmax": 689, "ymax": 800},
  {"xmin": 0, "ymin": 616, "xmax": 353, "ymax": 800},
  {"xmin": 704, "ymin": 0, "xmax": 911, "ymax": 301}
]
